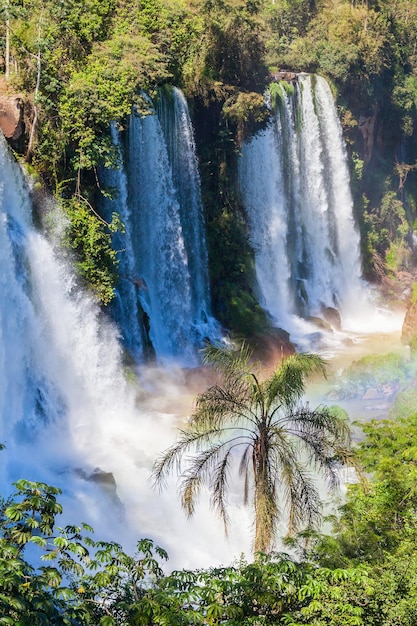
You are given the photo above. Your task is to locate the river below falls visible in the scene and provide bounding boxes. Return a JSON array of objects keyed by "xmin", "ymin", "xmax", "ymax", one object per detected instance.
[{"xmin": 102, "ymin": 315, "xmax": 411, "ymax": 569}]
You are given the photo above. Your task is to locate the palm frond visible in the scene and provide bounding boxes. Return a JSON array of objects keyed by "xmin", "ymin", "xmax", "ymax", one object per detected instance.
[
  {"xmin": 202, "ymin": 341, "xmax": 255, "ymax": 377},
  {"xmin": 179, "ymin": 437, "xmax": 252, "ymax": 529},
  {"xmin": 211, "ymin": 448, "xmax": 235, "ymax": 533},
  {"xmin": 286, "ymin": 427, "xmax": 340, "ymax": 489},
  {"xmin": 192, "ymin": 384, "xmax": 258, "ymax": 429},
  {"xmin": 269, "ymin": 430, "xmax": 322, "ymax": 535},
  {"xmin": 180, "ymin": 476, "xmax": 202, "ymax": 518},
  {"xmin": 266, "ymin": 353, "xmax": 327, "ymax": 412},
  {"xmin": 285, "ymin": 472, "xmax": 322, "ymax": 537},
  {"xmin": 239, "ymin": 444, "xmax": 252, "ymax": 477},
  {"xmin": 176, "ymin": 435, "xmax": 254, "ymax": 522},
  {"xmin": 239, "ymin": 445, "xmax": 252, "ymax": 506},
  {"xmin": 276, "ymin": 444, "xmax": 322, "ymax": 536},
  {"xmin": 202, "ymin": 343, "xmax": 264, "ymax": 398},
  {"xmin": 285, "ymin": 404, "xmax": 351, "ymax": 443},
  {"xmin": 271, "ymin": 405, "xmax": 352, "ymax": 491},
  {"xmin": 243, "ymin": 467, "xmax": 250, "ymax": 506},
  {"xmin": 152, "ymin": 427, "xmax": 225, "ymax": 489},
  {"xmin": 177, "ymin": 440, "xmax": 233, "ymax": 520}
]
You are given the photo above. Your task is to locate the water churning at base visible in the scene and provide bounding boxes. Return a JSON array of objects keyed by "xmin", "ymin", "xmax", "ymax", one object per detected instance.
[{"xmin": 0, "ymin": 132, "xmax": 251, "ymax": 569}]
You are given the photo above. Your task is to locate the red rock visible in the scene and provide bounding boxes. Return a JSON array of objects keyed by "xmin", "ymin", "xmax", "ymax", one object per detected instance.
[{"xmin": 0, "ymin": 95, "xmax": 24, "ymax": 141}]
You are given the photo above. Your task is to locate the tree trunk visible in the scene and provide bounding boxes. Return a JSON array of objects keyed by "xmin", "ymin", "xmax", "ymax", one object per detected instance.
[
  {"xmin": 5, "ymin": 17, "xmax": 10, "ymax": 81},
  {"xmin": 26, "ymin": 16, "xmax": 42, "ymax": 162},
  {"xmin": 253, "ymin": 427, "xmax": 275, "ymax": 555}
]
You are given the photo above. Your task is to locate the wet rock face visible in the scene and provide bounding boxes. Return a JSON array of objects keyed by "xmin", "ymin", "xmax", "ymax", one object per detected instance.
[
  {"xmin": 322, "ymin": 306, "xmax": 342, "ymax": 331},
  {"xmin": 270, "ymin": 70, "xmax": 297, "ymax": 82},
  {"xmin": 0, "ymin": 95, "xmax": 25, "ymax": 142}
]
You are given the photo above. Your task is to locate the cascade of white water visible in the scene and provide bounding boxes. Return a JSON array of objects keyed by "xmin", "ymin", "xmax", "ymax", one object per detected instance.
[
  {"xmin": 238, "ymin": 92, "xmax": 295, "ymax": 329},
  {"xmin": 311, "ymin": 76, "xmax": 371, "ymax": 325},
  {"xmin": 0, "ymin": 132, "xmax": 47, "ymax": 442},
  {"xmin": 157, "ymin": 88, "xmax": 212, "ymax": 319},
  {"xmin": 295, "ymin": 74, "xmax": 368, "ymax": 320},
  {"xmin": 102, "ymin": 89, "xmax": 220, "ymax": 366},
  {"xmin": 239, "ymin": 74, "xmax": 383, "ymax": 343},
  {"xmin": 127, "ymin": 107, "xmax": 200, "ymax": 364},
  {"xmin": 0, "ymin": 132, "xmax": 251, "ymax": 569},
  {"xmin": 101, "ymin": 124, "xmax": 145, "ymax": 361}
]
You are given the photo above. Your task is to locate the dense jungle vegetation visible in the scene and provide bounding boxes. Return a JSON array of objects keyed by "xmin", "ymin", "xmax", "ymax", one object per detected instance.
[
  {"xmin": 3, "ymin": 403, "xmax": 417, "ymax": 625},
  {"xmin": 1, "ymin": 0, "xmax": 417, "ymax": 333},
  {"xmin": 2, "ymin": 1, "xmax": 417, "ymax": 623}
]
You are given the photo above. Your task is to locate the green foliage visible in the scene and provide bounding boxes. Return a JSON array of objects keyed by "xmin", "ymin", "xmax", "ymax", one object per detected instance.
[
  {"xmin": 305, "ymin": 408, "xmax": 417, "ymax": 623},
  {"xmin": 380, "ymin": 190, "xmax": 409, "ymax": 240},
  {"xmin": 0, "ymin": 479, "xmax": 91, "ymax": 624},
  {"xmin": 226, "ymin": 287, "xmax": 269, "ymax": 336},
  {"xmin": 389, "ymin": 384, "xmax": 417, "ymax": 419},
  {"xmin": 132, "ymin": 552, "xmax": 373, "ymax": 626},
  {"xmin": 222, "ymin": 91, "xmax": 269, "ymax": 135},
  {"xmin": 345, "ymin": 352, "xmax": 411, "ymax": 387},
  {"xmin": 59, "ymin": 36, "xmax": 167, "ymax": 171},
  {"xmin": 271, "ymin": 1, "xmax": 394, "ymax": 95},
  {"xmin": 360, "ymin": 188, "xmax": 411, "ymax": 277},
  {"xmin": 269, "ymin": 80, "xmax": 295, "ymax": 111},
  {"xmin": 3, "ymin": 424, "xmax": 417, "ymax": 626},
  {"xmin": 318, "ymin": 410, "xmax": 417, "ymax": 622},
  {"xmin": 263, "ymin": 0, "xmax": 316, "ymax": 69},
  {"xmin": 183, "ymin": 0, "xmax": 268, "ymax": 96},
  {"xmin": 392, "ymin": 75, "xmax": 417, "ymax": 136},
  {"xmin": 62, "ymin": 197, "xmax": 120, "ymax": 305},
  {"xmin": 385, "ymin": 240, "xmax": 410, "ymax": 273},
  {"xmin": 0, "ymin": 470, "xmax": 175, "ymax": 625}
]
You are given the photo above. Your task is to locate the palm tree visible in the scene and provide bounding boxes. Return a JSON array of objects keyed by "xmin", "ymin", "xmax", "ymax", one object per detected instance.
[{"xmin": 153, "ymin": 343, "xmax": 354, "ymax": 554}]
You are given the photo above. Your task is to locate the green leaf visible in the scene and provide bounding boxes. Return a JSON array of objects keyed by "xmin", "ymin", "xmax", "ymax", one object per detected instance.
[
  {"xmin": 5, "ymin": 505, "xmax": 25, "ymax": 521},
  {"xmin": 99, "ymin": 617, "xmax": 116, "ymax": 626},
  {"xmin": 53, "ymin": 536, "xmax": 69, "ymax": 549},
  {"xmin": 206, "ymin": 602, "xmax": 224, "ymax": 621},
  {"xmin": 30, "ymin": 536, "xmax": 47, "ymax": 548}
]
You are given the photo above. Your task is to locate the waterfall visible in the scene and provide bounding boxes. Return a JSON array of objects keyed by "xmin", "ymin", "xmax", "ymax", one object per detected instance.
[
  {"xmin": 102, "ymin": 88, "xmax": 219, "ymax": 366},
  {"xmin": 0, "ymin": 79, "xmax": 403, "ymax": 573},
  {"xmin": 239, "ymin": 74, "xmax": 373, "ymax": 343},
  {"xmin": 102, "ymin": 124, "xmax": 145, "ymax": 362},
  {"xmin": 157, "ymin": 87, "xmax": 211, "ymax": 319},
  {"xmin": 0, "ymin": 132, "xmax": 250, "ymax": 569}
]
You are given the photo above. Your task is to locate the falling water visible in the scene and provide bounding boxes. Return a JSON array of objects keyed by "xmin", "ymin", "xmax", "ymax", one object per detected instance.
[
  {"xmin": 0, "ymin": 132, "xmax": 251, "ymax": 569},
  {"xmin": 102, "ymin": 88, "xmax": 219, "ymax": 366},
  {"xmin": 0, "ymin": 74, "xmax": 405, "ymax": 573},
  {"xmin": 239, "ymin": 74, "xmax": 381, "ymax": 343},
  {"xmin": 101, "ymin": 123, "xmax": 145, "ymax": 362},
  {"xmin": 157, "ymin": 87, "xmax": 212, "ymax": 319}
]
